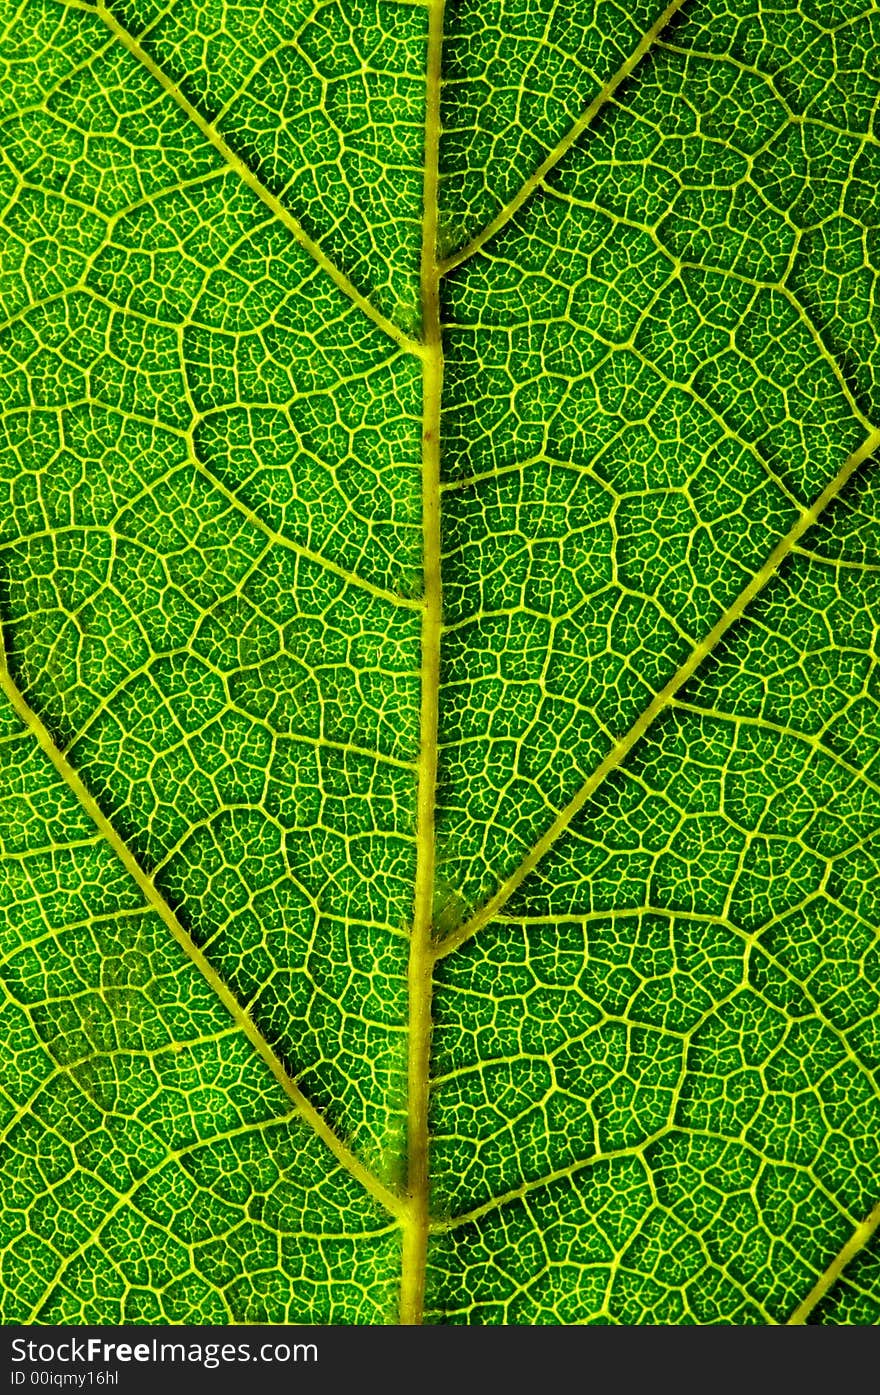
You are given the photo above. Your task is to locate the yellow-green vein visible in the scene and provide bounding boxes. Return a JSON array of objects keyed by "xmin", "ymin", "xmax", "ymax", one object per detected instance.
[
  {"xmin": 437, "ymin": 0, "xmax": 689, "ymax": 275},
  {"xmin": 399, "ymin": 0, "xmax": 446, "ymax": 1329},
  {"xmin": 788, "ymin": 1199, "xmax": 880, "ymax": 1324},
  {"xmin": 25, "ymin": 1110, "xmax": 399, "ymax": 1325},
  {"xmin": 0, "ymin": 637, "xmax": 405, "ymax": 1225},
  {"xmin": 436, "ymin": 425, "xmax": 880, "ymax": 961},
  {"xmin": 85, "ymin": 1, "xmax": 425, "ymax": 359}
]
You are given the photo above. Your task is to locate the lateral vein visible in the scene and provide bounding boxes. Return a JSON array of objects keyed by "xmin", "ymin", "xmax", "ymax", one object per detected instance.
[
  {"xmin": 26, "ymin": 1109, "xmax": 398, "ymax": 1325},
  {"xmin": 436, "ymin": 426, "xmax": 880, "ymax": 961},
  {"xmin": 86, "ymin": 2, "xmax": 424, "ymax": 357},
  {"xmin": 186, "ymin": 442, "xmax": 424, "ymax": 611},
  {"xmin": 0, "ymin": 641, "xmax": 405, "ymax": 1223},
  {"xmin": 438, "ymin": 0, "xmax": 689, "ymax": 275},
  {"xmin": 430, "ymin": 1129, "xmax": 672, "ymax": 1233},
  {"xmin": 787, "ymin": 1198, "xmax": 880, "ymax": 1324}
]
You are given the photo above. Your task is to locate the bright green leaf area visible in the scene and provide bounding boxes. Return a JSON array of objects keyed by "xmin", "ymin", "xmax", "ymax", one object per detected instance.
[{"xmin": 1, "ymin": 0, "xmax": 880, "ymax": 1325}]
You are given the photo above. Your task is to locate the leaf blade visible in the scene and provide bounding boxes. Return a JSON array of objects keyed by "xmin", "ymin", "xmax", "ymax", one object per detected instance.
[{"xmin": 1, "ymin": 0, "xmax": 879, "ymax": 1326}]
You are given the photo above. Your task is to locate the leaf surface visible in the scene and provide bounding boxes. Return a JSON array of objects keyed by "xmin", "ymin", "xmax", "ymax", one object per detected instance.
[{"xmin": 1, "ymin": 0, "xmax": 879, "ymax": 1325}]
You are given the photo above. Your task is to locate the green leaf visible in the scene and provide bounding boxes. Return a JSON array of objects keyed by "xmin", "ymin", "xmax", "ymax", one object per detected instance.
[{"xmin": 1, "ymin": 0, "xmax": 879, "ymax": 1325}]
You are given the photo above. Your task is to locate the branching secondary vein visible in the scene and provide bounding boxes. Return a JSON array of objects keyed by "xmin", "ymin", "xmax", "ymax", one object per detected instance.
[
  {"xmin": 788, "ymin": 1200, "xmax": 880, "ymax": 1324},
  {"xmin": 437, "ymin": 0, "xmax": 690, "ymax": 275},
  {"xmin": 86, "ymin": 1, "xmax": 424, "ymax": 358},
  {"xmin": 436, "ymin": 425, "xmax": 880, "ymax": 961},
  {"xmin": 0, "ymin": 639, "xmax": 405, "ymax": 1225}
]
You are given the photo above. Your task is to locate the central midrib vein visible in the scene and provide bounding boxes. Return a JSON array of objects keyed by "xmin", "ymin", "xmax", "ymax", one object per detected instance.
[{"xmin": 399, "ymin": 0, "xmax": 446, "ymax": 1328}]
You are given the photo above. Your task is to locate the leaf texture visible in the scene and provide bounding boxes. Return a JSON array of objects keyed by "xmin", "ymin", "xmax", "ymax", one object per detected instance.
[{"xmin": 1, "ymin": 0, "xmax": 879, "ymax": 1325}]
